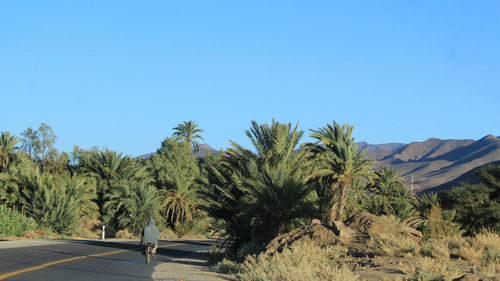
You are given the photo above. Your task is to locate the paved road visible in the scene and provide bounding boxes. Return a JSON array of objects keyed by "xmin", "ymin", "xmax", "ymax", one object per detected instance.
[{"xmin": 0, "ymin": 239, "xmax": 218, "ymax": 281}]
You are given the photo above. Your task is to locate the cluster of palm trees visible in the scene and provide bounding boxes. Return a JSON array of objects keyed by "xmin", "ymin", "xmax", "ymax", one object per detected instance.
[
  {"xmin": 0, "ymin": 122, "xmax": 206, "ymax": 235},
  {"xmin": 1, "ymin": 120, "xmax": 466, "ymax": 244}
]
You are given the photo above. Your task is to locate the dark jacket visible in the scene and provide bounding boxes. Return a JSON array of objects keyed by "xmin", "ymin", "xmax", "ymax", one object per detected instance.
[{"xmin": 141, "ymin": 219, "xmax": 160, "ymax": 245}]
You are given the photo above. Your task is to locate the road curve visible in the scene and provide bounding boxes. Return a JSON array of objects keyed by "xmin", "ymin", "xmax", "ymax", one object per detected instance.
[{"xmin": 0, "ymin": 239, "xmax": 220, "ymax": 281}]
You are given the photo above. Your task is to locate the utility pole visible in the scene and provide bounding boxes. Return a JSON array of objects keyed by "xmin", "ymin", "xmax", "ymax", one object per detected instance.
[{"xmin": 411, "ymin": 173, "xmax": 414, "ymax": 195}]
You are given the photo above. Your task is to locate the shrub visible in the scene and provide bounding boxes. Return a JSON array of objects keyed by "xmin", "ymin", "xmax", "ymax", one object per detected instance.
[
  {"xmin": 19, "ymin": 171, "xmax": 97, "ymax": 235},
  {"xmin": 234, "ymin": 241, "xmax": 359, "ymax": 281},
  {"xmin": 406, "ymin": 257, "xmax": 458, "ymax": 281},
  {"xmin": 324, "ymin": 243, "xmax": 349, "ymax": 259},
  {"xmin": 115, "ymin": 229, "xmax": 138, "ymax": 239},
  {"xmin": 368, "ymin": 233, "xmax": 419, "ymax": 257},
  {"xmin": 458, "ymin": 244, "xmax": 482, "ymax": 262},
  {"xmin": 212, "ymin": 258, "xmax": 240, "ymax": 275},
  {"xmin": 419, "ymin": 240, "xmax": 449, "ymax": 260},
  {"xmin": 473, "ymin": 230, "xmax": 500, "ymax": 252},
  {"xmin": 0, "ymin": 206, "xmax": 37, "ymax": 237},
  {"xmin": 446, "ymin": 236, "xmax": 466, "ymax": 251},
  {"xmin": 160, "ymin": 227, "xmax": 177, "ymax": 239},
  {"xmin": 175, "ymin": 221, "xmax": 202, "ymax": 237},
  {"xmin": 485, "ymin": 249, "xmax": 500, "ymax": 264},
  {"xmin": 457, "ymin": 230, "xmax": 500, "ymax": 264}
]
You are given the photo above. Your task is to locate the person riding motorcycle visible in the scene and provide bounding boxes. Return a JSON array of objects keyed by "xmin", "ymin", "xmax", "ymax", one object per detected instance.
[{"xmin": 141, "ymin": 218, "xmax": 160, "ymax": 255}]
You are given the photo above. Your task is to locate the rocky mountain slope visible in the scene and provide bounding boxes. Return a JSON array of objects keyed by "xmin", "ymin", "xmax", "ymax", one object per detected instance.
[{"xmin": 363, "ymin": 135, "xmax": 500, "ymax": 192}]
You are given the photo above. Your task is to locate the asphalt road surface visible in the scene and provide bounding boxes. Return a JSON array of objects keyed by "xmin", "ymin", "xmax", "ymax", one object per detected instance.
[{"xmin": 0, "ymin": 239, "xmax": 217, "ymax": 281}]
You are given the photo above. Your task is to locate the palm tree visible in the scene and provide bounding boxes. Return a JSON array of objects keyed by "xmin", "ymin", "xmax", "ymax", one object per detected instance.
[
  {"xmin": 0, "ymin": 131, "xmax": 20, "ymax": 172},
  {"xmin": 103, "ymin": 180, "xmax": 161, "ymax": 234},
  {"xmin": 160, "ymin": 176, "xmax": 198, "ymax": 226},
  {"xmin": 369, "ymin": 167, "xmax": 405, "ymax": 197},
  {"xmin": 148, "ymin": 139, "xmax": 201, "ymax": 226},
  {"xmin": 308, "ymin": 122, "xmax": 372, "ymax": 224},
  {"xmin": 18, "ymin": 170, "xmax": 97, "ymax": 234},
  {"xmin": 158, "ymin": 154, "xmax": 199, "ymax": 226},
  {"xmin": 172, "ymin": 120, "xmax": 204, "ymax": 153},
  {"xmin": 77, "ymin": 148, "xmax": 151, "ymax": 210},
  {"xmin": 202, "ymin": 120, "xmax": 317, "ymax": 249},
  {"xmin": 236, "ymin": 160, "xmax": 316, "ymax": 242}
]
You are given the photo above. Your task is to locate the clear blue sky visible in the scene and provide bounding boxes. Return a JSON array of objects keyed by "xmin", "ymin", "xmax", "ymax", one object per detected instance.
[{"xmin": 1, "ymin": 1, "xmax": 499, "ymax": 156}]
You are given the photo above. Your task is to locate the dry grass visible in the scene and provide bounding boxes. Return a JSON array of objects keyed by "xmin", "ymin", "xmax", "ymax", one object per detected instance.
[
  {"xmin": 456, "ymin": 230, "xmax": 500, "ymax": 264},
  {"xmin": 368, "ymin": 233, "xmax": 419, "ymax": 257},
  {"xmin": 160, "ymin": 228, "xmax": 178, "ymax": 239},
  {"xmin": 445, "ymin": 236, "xmax": 466, "ymax": 251},
  {"xmin": 419, "ymin": 240, "xmax": 449, "ymax": 260},
  {"xmin": 473, "ymin": 230, "xmax": 500, "ymax": 252},
  {"xmin": 77, "ymin": 217, "xmax": 101, "ymax": 239},
  {"xmin": 19, "ymin": 228, "xmax": 60, "ymax": 239},
  {"xmin": 324, "ymin": 243, "xmax": 349, "ymax": 259},
  {"xmin": 458, "ymin": 244, "xmax": 482, "ymax": 262},
  {"xmin": 115, "ymin": 229, "xmax": 138, "ymax": 239},
  {"xmin": 19, "ymin": 230, "xmax": 40, "ymax": 239},
  {"xmin": 406, "ymin": 257, "xmax": 460, "ymax": 281},
  {"xmin": 234, "ymin": 241, "xmax": 359, "ymax": 281},
  {"xmin": 475, "ymin": 262, "xmax": 500, "ymax": 278}
]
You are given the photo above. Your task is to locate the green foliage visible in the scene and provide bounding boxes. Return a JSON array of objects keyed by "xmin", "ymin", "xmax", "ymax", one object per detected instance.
[
  {"xmin": 149, "ymin": 138, "xmax": 201, "ymax": 226},
  {"xmin": 0, "ymin": 205, "xmax": 37, "ymax": 236},
  {"xmin": 439, "ymin": 164, "xmax": 500, "ymax": 235},
  {"xmin": 172, "ymin": 120, "xmax": 204, "ymax": 153},
  {"xmin": 0, "ymin": 131, "xmax": 20, "ymax": 173},
  {"xmin": 307, "ymin": 121, "xmax": 372, "ymax": 223},
  {"xmin": 103, "ymin": 180, "xmax": 161, "ymax": 235},
  {"xmin": 368, "ymin": 167, "xmax": 406, "ymax": 198},
  {"xmin": 440, "ymin": 184, "xmax": 499, "ymax": 235},
  {"xmin": 17, "ymin": 169, "xmax": 97, "ymax": 234},
  {"xmin": 19, "ymin": 123, "xmax": 58, "ymax": 171},
  {"xmin": 77, "ymin": 148, "xmax": 151, "ymax": 212},
  {"xmin": 202, "ymin": 120, "xmax": 317, "ymax": 251},
  {"xmin": 362, "ymin": 167, "xmax": 419, "ymax": 223}
]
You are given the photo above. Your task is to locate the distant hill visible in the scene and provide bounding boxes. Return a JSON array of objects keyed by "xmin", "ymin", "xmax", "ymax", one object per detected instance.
[
  {"xmin": 357, "ymin": 142, "xmax": 405, "ymax": 152},
  {"xmin": 363, "ymin": 135, "xmax": 500, "ymax": 192}
]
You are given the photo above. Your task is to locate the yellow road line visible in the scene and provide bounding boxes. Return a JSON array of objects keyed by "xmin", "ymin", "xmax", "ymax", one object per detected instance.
[
  {"xmin": 88, "ymin": 249, "xmax": 129, "ymax": 257},
  {"xmin": 0, "ymin": 242, "xmax": 184, "ymax": 280},
  {"xmin": 158, "ymin": 243, "xmax": 183, "ymax": 248}
]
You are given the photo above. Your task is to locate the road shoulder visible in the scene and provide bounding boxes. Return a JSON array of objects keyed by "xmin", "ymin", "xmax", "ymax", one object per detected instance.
[{"xmin": 152, "ymin": 249, "xmax": 228, "ymax": 281}]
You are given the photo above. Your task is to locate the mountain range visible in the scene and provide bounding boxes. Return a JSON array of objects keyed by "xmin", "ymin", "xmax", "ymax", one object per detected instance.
[
  {"xmin": 363, "ymin": 135, "xmax": 500, "ymax": 192},
  {"xmin": 137, "ymin": 135, "xmax": 500, "ymax": 192}
]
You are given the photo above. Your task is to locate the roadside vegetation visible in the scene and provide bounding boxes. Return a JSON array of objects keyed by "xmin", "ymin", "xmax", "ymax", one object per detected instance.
[{"xmin": 1, "ymin": 120, "xmax": 499, "ymax": 279}]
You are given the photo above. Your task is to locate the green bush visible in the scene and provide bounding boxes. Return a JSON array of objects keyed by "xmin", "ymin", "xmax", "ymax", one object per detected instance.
[{"xmin": 0, "ymin": 206, "xmax": 37, "ymax": 237}]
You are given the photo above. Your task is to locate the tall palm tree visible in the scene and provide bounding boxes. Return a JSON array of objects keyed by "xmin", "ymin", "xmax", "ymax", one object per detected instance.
[
  {"xmin": 0, "ymin": 131, "xmax": 20, "ymax": 172},
  {"xmin": 308, "ymin": 122, "xmax": 372, "ymax": 224},
  {"xmin": 148, "ymin": 139, "xmax": 201, "ymax": 226},
  {"xmin": 172, "ymin": 120, "xmax": 204, "ymax": 153}
]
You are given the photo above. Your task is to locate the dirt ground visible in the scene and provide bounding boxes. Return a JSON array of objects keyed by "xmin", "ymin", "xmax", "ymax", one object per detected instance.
[{"xmin": 152, "ymin": 249, "xmax": 228, "ymax": 281}]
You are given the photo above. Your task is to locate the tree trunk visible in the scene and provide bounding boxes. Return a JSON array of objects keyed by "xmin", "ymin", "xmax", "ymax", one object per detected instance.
[
  {"xmin": 327, "ymin": 201, "xmax": 338, "ymax": 226},
  {"xmin": 327, "ymin": 181, "xmax": 338, "ymax": 226},
  {"xmin": 335, "ymin": 180, "xmax": 349, "ymax": 221}
]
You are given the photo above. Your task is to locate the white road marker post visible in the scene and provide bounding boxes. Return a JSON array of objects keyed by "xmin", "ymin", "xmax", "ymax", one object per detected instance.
[{"xmin": 102, "ymin": 225, "xmax": 105, "ymax": 240}]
